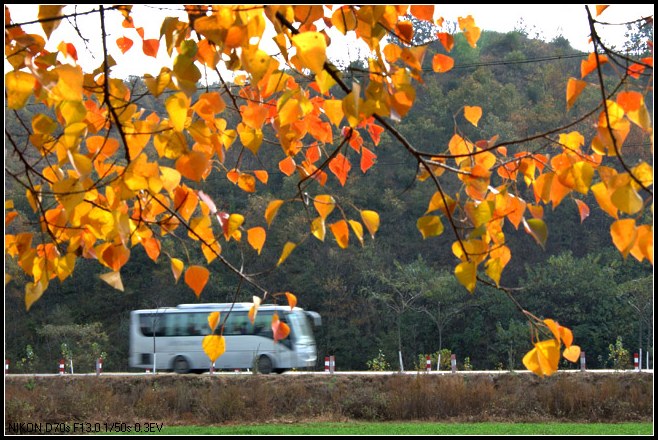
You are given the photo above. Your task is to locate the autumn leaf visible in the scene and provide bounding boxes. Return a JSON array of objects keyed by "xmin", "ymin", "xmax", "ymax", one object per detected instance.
[
  {"xmin": 247, "ymin": 227, "xmax": 266, "ymax": 255},
  {"xmin": 360, "ymin": 210, "xmax": 380, "ymax": 238},
  {"xmin": 202, "ymin": 334, "xmax": 225, "ymax": 363},
  {"xmin": 170, "ymin": 258, "xmax": 184, "ymax": 283},
  {"xmin": 271, "ymin": 313, "xmax": 291, "ymax": 342},
  {"xmin": 329, "ymin": 153, "xmax": 351, "ymax": 186},
  {"xmin": 116, "ymin": 36, "xmax": 134, "ymax": 54},
  {"xmin": 25, "ymin": 280, "xmax": 47, "ymax": 312},
  {"xmin": 265, "ymin": 199, "xmax": 284, "ymax": 227},
  {"xmin": 249, "ymin": 296, "xmax": 261, "ymax": 324},
  {"xmin": 523, "ymin": 217, "xmax": 548, "ymax": 249},
  {"xmin": 314, "ymin": 194, "xmax": 336, "ymax": 220},
  {"xmin": 566, "ymin": 78, "xmax": 587, "ymax": 111},
  {"xmin": 522, "ymin": 339, "xmax": 560, "ymax": 377},
  {"xmin": 563, "ymin": 345, "xmax": 581, "ymax": 363},
  {"xmin": 277, "ymin": 241, "xmax": 296, "ymax": 266},
  {"xmin": 455, "ymin": 261, "xmax": 477, "ymax": 293},
  {"xmin": 285, "ymin": 291, "xmax": 297, "ymax": 310},
  {"xmin": 610, "ymin": 218, "xmax": 637, "ymax": 258},
  {"xmin": 432, "ymin": 54, "xmax": 454, "ymax": 73},
  {"xmin": 184, "ymin": 265, "xmax": 210, "ymax": 298},
  {"xmin": 329, "ymin": 220, "xmax": 350, "ymax": 249},
  {"xmin": 291, "ymin": 31, "xmax": 327, "ymax": 74},
  {"xmin": 208, "ymin": 311, "xmax": 220, "ymax": 332},
  {"xmin": 311, "ymin": 216, "xmax": 326, "ymax": 241},
  {"xmin": 100, "ymin": 271, "xmax": 124, "ymax": 292},
  {"xmin": 581, "ymin": 52, "xmax": 608, "ymax": 78},
  {"xmin": 417, "ymin": 215, "xmax": 444, "ymax": 239},
  {"xmin": 464, "ymin": 106, "xmax": 482, "ymax": 127},
  {"xmin": 574, "ymin": 199, "xmax": 590, "ymax": 223}
]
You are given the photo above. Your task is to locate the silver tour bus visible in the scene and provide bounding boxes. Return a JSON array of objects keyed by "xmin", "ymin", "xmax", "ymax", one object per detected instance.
[{"xmin": 129, "ymin": 302, "xmax": 321, "ymax": 374}]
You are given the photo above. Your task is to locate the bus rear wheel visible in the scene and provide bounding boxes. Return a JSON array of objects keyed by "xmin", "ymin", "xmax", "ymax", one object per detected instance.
[
  {"xmin": 173, "ymin": 355, "xmax": 191, "ymax": 374},
  {"xmin": 257, "ymin": 355, "xmax": 273, "ymax": 374}
]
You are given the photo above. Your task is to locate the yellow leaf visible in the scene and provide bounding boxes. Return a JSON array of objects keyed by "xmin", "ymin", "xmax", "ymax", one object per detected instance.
[
  {"xmin": 202, "ymin": 334, "xmax": 226, "ymax": 363},
  {"xmin": 522, "ymin": 339, "xmax": 560, "ymax": 377},
  {"xmin": 610, "ymin": 218, "xmax": 637, "ymax": 258},
  {"xmin": 360, "ymin": 210, "xmax": 380, "ymax": 239},
  {"xmin": 208, "ymin": 311, "xmax": 220, "ymax": 332},
  {"xmin": 277, "ymin": 241, "xmax": 296, "ymax": 266},
  {"xmin": 566, "ymin": 78, "xmax": 587, "ymax": 111},
  {"xmin": 247, "ymin": 227, "xmax": 266, "ymax": 255},
  {"xmin": 523, "ymin": 217, "xmax": 548, "ymax": 249},
  {"xmin": 25, "ymin": 280, "xmax": 47, "ymax": 311},
  {"xmin": 5, "ymin": 71, "xmax": 36, "ymax": 109},
  {"xmin": 417, "ymin": 215, "xmax": 444, "ymax": 239},
  {"xmin": 314, "ymin": 194, "xmax": 336, "ymax": 220},
  {"xmin": 225, "ymin": 213, "xmax": 244, "ymax": 241},
  {"xmin": 464, "ymin": 106, "xmax": 482, "ymax": 127},
  {"xmin": 629, "ymin": 224, "xmax": 653, "ymax": 264},
  {"xmin": 348, "ymin": 220, "xmax": 364, "ymax": 246},
  {"xmin": 563, "ymin": 345, "xmax": 581, "ymax": 363},
  {"xmin": 331, "ymin": 6, "xmax": 357, "ymax": 35},
  {"xmin": 291, "ymin": 31, "xmax": 327, "ymax": 74},
  {"xmin": 311, "ymin": 216, "xmax": 326, "ymax": 241},
  {"xmin": 329, "ymin": 220, "xmax": 350, "ymax": 249},
  {"xmin": 611, "ymin": 182, "xmax": 643, "ymax": 215},
  {"xmin": 184, "ymin": 265, "xmax": 210, "ymax": 298},
  {"xmin": 165, "ymin": 92, "xmax": 190, "ymax": 132},
  {"xmin": 285, "ymin": 292, "xmax": 297, "ymax": 310},
  {"xmin": 171, "ymin": 257, "xmax": 184, "ymax": 283},
  {"xmin": 265, "ymin": 199, "xmax": 284, "ymax": 227},
  {"xmin": 455, "ymin": 261, "xmax": 477, "ymax": 293},
  {"xmin": 99, "ymin": 271, "xmax": 124, "ymax": 292},
  {"xmin": 323, "ymin": 99, "xmax": 344, "ymax": 127},
  {"xmin": 38, "ymin": 5, "xmax": 64, "ymax": 38}
]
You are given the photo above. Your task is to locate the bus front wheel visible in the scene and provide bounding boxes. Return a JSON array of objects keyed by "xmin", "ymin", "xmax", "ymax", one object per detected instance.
[
  {"xmin": 257, "ymin": 355, "xmax": 273, "ymax": 374},
  {"xmin": 173, "ymin": 355, "xmax": 191, "ymax": 374}
]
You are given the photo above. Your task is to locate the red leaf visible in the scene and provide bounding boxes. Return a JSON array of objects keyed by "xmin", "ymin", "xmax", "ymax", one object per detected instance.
[
  {"xmin": 329, "ymin": 153, "xmax": 351, "ymax": 186},
  {"xmin": 360, "ymin": 147, "xmax": 377, "ymax": 173},
  {"xmin": 116, "ymin": 36, "xmax": 134, "ymax": 54},
  {"xmin": 142, "ymin": 39, "xmax": 160, "ymax": 58}
]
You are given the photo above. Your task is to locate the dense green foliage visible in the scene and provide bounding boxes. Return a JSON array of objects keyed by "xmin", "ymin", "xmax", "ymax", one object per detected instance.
[{"xmin": 4, "ymin": 30, "xmax": 652, "ymax": 373}]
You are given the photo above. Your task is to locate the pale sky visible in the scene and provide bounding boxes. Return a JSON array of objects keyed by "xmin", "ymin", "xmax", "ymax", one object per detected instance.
[{"xmin": 5, "ymin": 4, "xmax": 654, "ymax": 79}]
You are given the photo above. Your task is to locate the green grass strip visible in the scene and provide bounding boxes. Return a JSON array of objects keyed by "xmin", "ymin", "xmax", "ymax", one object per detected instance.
[{"xmin": 119, "ymin": 422, "xmax": 653, "ymax": 435}]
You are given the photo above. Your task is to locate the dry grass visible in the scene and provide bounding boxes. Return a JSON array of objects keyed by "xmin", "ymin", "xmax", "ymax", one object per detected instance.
[{"xmin": 4, "ymin": 373, "xmax": 652, "ymax": 426}]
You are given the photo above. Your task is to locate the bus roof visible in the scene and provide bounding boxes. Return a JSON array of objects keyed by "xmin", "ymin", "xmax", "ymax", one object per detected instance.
[{"xmin": 131, "ymin": 303, "xmax": 304, "ymax": 313}]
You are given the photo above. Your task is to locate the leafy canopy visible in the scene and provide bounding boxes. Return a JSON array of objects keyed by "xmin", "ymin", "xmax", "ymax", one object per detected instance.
[{"xmin": 4, "ymin": 5, "xmax": 653, "ymax": 376}]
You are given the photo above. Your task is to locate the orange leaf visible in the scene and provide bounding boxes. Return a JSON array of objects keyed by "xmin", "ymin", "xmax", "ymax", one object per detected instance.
[
  {"xmin": 176, "ymin": 151, "xmax": 210, "ymax": 182},
  {"xmin": 410, "ymin": 5, "xmax": 434, "ymax": 21},
  {"xmin": 581, "ymin": 52, "xmax": 608, "ymax": 78},
  {"xmin": 253, "ymin": 170, "xmax": 269, "ymax": 184},
  {"xmin": 141, "ymin": 237, "xmax": 161, "ymax": 262},
  {"xmin": 329, "ymin": 220, "xmax": 350, "ymax": 249},
  {"xmin": 208, "ymin": 311, "xmax": 220, "ymax": 332},
  {"xmin": 566, "ymin": 78, "xmax": 587, "ymax": 111},
  {"xmin": 237, "ymin": 173, "xmax": 256, "ymax": 193},
  {"xmin": 464, "ymin": 106, "xmax": 482, "ymax": 127},
  {"xmin": 595, "ymin": 5, "xmax": 609, "ymax": 16},
  {"xmin": 142, "ymin": 39, "xmax": 160, "ymax": 58},
  {"xmin": 574, "ymin": 199, "xmax": 590, "ymax": 223},
  {"xmin": 432, "ymin": 53, "xmax": 454, "ymax": 73},
  {"xmin": 610, "ymin": 218, "xmax": 637, "ymax": 258},
  {"xmin": 563, "ymin": 345, "xmax": 581, "ymax": 363},
  {"xmin": 314, "ymin": 194, "xmax": 336, "ymax": 220},
  {"xmin": 265, "ymin": 199, "xmax": 284, "ymax": 227},
  {"xmin": 285, "ymin": 291, "xmax": 297, "ymax": 310},
  {"xmin": 116, "ymin": 36, "xmax": 134, "ymax": 54},
  {"xmin": 360, "ymin": 147, "xmax": 377, "ymax": 173},
  {"xmin": 271, "ymin": 313, "xmax": 290, "ymax": 342},
  {"xmin": 184, "ymin": 265, "xmax": 210, "ymax": 298},
  {"xmin": 249, "ymin": 296, "xmax": 261, "ymax": 324},
  {"xmin": 329, "ymin": 153, "xmax": 351, "ymax": 186},
  {"xmin": 279, "ymin": 156, "xmax": 296, "ymax": 176},
  {"xmin": 247, "ymin": 227, "xmax": 266, "ymax": 255},
  {"xmin": 437, "ymin": 32, "xmax": 454, "ymax": 52}
]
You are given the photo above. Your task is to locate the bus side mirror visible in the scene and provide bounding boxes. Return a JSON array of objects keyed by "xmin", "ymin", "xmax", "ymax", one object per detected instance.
[{"xmin": 305, "ymin": 311, "xmax": 322, "ymax": 327}]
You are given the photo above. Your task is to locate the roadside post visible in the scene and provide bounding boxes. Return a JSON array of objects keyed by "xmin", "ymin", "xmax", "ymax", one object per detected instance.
[{"xmin": 450, "ymin": 354, "xmax": 457, "ymax": 373}]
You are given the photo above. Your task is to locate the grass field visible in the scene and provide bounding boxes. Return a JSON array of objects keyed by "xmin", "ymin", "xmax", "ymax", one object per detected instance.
[{"xmin": 117, "ymin": 422, "xmax": 654, "ymax": 435}]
